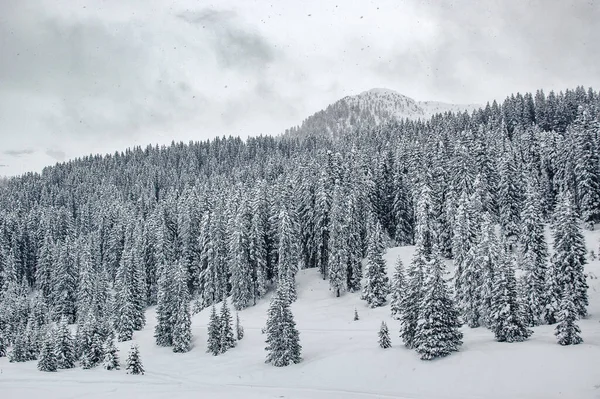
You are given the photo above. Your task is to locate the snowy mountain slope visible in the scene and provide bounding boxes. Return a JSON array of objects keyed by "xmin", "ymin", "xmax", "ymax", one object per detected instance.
[
  {"xmin": 2, "ymin": 230, "xmax": 599, "ymax": 399},
  {"xmin": 285, "ymin": 88, "xmax": 480, "ymax": 139}
]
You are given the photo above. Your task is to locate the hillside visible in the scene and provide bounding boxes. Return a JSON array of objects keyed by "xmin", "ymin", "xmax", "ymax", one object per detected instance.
[
  {"xmin": 284, "ymin": 88, "xmax": 480, "ymax": 139},
  {"xmin": 2, "ymin": 228, "xmax": 599, "ymax": 399}
]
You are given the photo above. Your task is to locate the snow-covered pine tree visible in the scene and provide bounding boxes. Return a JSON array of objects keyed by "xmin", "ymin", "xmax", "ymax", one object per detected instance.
[
  {"xmin": 154, "ymin": 261, "xmax": 175, "ymax": 347},
  {"xmin": 415, "ymin": 247, "xmax": 463, "ymax": 360},
  {"xmin": 542, "ymin": 264, "xmax": 561, "ymax": 325},
  {"xmin": 102, "ymin": 335, "xmax": 120, "ymax": 370},
  {"xmin": 229, "ymin": 199, "xmax": 254, "ymax": 311},
  {"xmin": 114, "ymin": 234, "xmax": 136, "ymax": 342},
  {"xmin": 206, "ymin": 304, "xmax": 220, "ymax": 356},
  {"xmin": 491, "ymin": 243, "xmax": 532, "ymax": 342},
  {"xmin": 126, "ymin": 344, "xmax": 144, "ymax": 375},
  {"xmin": 326, "ymin": 180, "xmax": 348, "ymax": 298},
  {"xmin": 172, "ymin": 261, "xmax": 192, "ymax": 353},
  {"xmin": 361, "ymin": 219, "xmax": 389, "ymax": 307},
  {"xmin": 452, "ymin": 191, "xmax": 476, "ymax": 305},
  {"xmin": 37, "ymin": 331, "xmax": 58, "ymax": 372},
  {"xmin": 572, "ymin": 106, "xmax": 600, "ymax": 229},
  {"xmin": 476, "ymin": 214, "xmax": 499, "ymax": 328},
  {"xmin": 264, "ymin": 285, "xmax": 301, "ymax": 367},
  {"xmin": 458, "ymin": 245, "xmax": 482, "ymax": 328},
  {"xmin": 551, "ymin": 192, "xmax": 589, "ymax": 318},
  {"xmin": 236, "ymin": 312, "xmax": 244, "ymax": 341},
  {"xmin": 400, "ymin": 182, "xmax": 434, "ymax": 349},
  {"xmin": 218, "ymin": 297, "xmax": 236, "ymax": 354},
  {"xmin": 277, "ymin": 205, "xmax": 300, "ymax": 301},
  {"xmin": 354, "ymin": 308, "xmax": 359, "ymax": 321},
  {"xmin": 55, "ymin": 317, "xmax": 76, "ymax": 369},
  {"xmin": 9, "ymin": 329, "xmax": 28, "ymax": 363},
  {"xmin": 519, "ymin": 175, "xmax": 548, "ymax": 326},
  {"xmin": 345, "ymin": 191, "xmax": 364, "ymax": 292},
  {"xmin": 498, "ymin": 150, "xmax": 523, "ymax": 246},
  {"xmin": 554, "ymin": 285, "xmax": 583, "ymax": 346},
  {"xmin": 378, "ymin": 321, "xmax": 392, "ymax": 349},
  {"xmin": 390, "ymin": 256, "xmax": 406, "ymax": 320},
  {"xmin": 393, "ymin": 171, "xmax": 414, "ymax": 246}
]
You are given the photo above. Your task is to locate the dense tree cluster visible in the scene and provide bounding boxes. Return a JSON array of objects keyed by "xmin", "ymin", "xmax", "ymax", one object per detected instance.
[{"xmin": 0, "ymin": 86, "xmax": 596, "ymax": 367}]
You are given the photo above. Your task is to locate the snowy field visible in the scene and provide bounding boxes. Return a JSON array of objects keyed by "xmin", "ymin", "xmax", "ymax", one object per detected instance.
[{"xmin": 2, "ymin": 232, "xmax": 600, "ymax": 399}]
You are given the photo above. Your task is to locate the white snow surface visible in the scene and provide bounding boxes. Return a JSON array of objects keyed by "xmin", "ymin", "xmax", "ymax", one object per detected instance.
[{"xmin": 2, "ymin": 231, "xmax": 600, "ymax": 399}]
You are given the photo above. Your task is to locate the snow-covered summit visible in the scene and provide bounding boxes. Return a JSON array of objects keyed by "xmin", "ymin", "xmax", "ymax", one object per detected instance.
[{"xmin": 285, "ymin": 88, "xmax": 480, "ymax": 139}]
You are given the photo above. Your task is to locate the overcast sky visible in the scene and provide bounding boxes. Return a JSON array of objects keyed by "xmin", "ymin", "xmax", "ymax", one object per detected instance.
[{"xmin": 1, "ymin": 0, "xmax": 599, "ymax": 176}]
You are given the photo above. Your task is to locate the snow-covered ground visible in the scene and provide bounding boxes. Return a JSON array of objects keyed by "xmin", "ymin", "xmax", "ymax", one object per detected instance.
[{"xmin": 2, "ymin": 233, "xmax": 600, "ymax": 399}]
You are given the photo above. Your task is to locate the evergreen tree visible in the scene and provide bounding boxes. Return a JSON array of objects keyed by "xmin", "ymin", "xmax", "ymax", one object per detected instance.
[
  {"xmin": 573, "ymin": 106, "xmax": 600, "ymax": 229},
  {"xmin": 476, "ymin": 214, "xmax": 499, "ymax": 328},
  {"xmin": 154, "ymin": 261, "xmax": 175, "ymax": 347},
  {"xmin": 9, "ymin": 330, "xmax": 28, "ymax": 363},
  {"xmin": 54, "ymin": 317, "xmax": 76, "ymax": 369},
  {"xmin": 277, "ymin": 205, "xmax": 300, "ymax": 301},
  {"xmin": 498, "ymin": 151, "xmax": 522, "ymax": 245},
  {"xmin": 126, "ymin": 344, "xmax": 144, "ymax": 375},
  {"xmin": 491, "ymin": 245, "xmax": 532, "ymax": 342},
  {"xmin": 229, "ymin": 201, "xmax": 254, "ymax": 310},
  {"xmin": 328, "ymin": 182, "xmax": 348, "ymax": 297},
  {"xmin": 102, "ymin": 335, "xmax": 120, "ymax": 370},
  {"xmin": 415, "ymin": 248, "xmax": 463, "ymax": 360},
  {"xmin": 264, "ymin": 285, "xmax": 302, "ymax": 367},
  {"xmin": 400, "ymin": 183, "xmax": 434, "ymax": 349},
  {"xmin": 236, "ymin": 312, "xmax": 244, "ymax": 341},
  {"xmin": 554, "ymin": 286, "xmax": 583, "ymax": 346},
  {"xmin": 206, "ymin": 304, "xmax": 220, "ymax": 356},
  {"xmin": 353, "ymin": 308, "xmax": 359, "ymax": 321},
  {"xmin": 551, "ymin": 193, "xmax": 589, "ymax": 318},
  {"xmin": 519, "ymin": 176, "xmax": 548, "ymax": 326},
  {"xmin": 453, "ymin": 191, "xmax": 476, "ymax": 302},
  {"xmin": 172, "ymin": 261, "xmax": 192, "ymax": 353},
  {"xmin": 361, "ymin": 220, "xmax": 389, "ymax": 307},
  {"xmin": 390, "ymin": 256, "xmax": 406, "ymax": 320},
  {"xmin": 37, "ymin": 332, "xmax": 58, "ymax": 372},
  {"xmin": 219, "ymin": 297, "xmax": 236, "ymax": 354},
  {"xmin": 378, "ymin": 321, "xmax": 392, "ymax": 349}
]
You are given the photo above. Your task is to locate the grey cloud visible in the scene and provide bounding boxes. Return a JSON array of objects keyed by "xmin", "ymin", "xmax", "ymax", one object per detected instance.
[
  {"xmin": 0, "ymin": 2, "xmax": 202, "ymax": 142},
  {"xmin": 177, "ymin": 8, "xmax": 278, "ymax": 71},
  {"xmin": 4, "ymin": 149, "xmax": 34, "ymax": 157},
  {"xmin": 45, "ymin": 149, "xmax": 66, "ymax": 161}
]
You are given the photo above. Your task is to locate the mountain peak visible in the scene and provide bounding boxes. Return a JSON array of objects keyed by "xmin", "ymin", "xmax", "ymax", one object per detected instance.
[{"xmin": 360, "ymin": 87, "xmax": 402, "ymax": 96}]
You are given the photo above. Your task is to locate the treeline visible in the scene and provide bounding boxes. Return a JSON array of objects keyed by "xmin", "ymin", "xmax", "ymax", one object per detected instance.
[{"xmin": 0, "ymin": 86, "xmax": 597, "ymax": 362}]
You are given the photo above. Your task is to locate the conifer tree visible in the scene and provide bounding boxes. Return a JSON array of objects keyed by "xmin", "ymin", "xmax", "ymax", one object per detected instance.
[
  {"xmin": 573, "ymin": 106, "xmax": 600, "ymax": 229},
  {"xmin": 361, "ymin": 220, "xmax": 389, "ymax": 307},
  {"xmin": 390, "ymin": 256, "xmax": 406, "ymax": 320},
  {"xmin": 378, "ymin": 321, "xmax": 392, "ymax": 349},
  {"xmin": 154, "ymin": 262, "xmax": 175, "ymax": 347},
  {"xmin": 551, "ymin": 193, "xmax": 589, "ymax": 318},
  {"xmin": 453, "ymin": 191, "xmax": 475, "ymax": 302},
  {"xmin": 0, "ymin": 317, "xmax": 8, "ymax": 357},
  {"xmin": 277, "ymin": 205, "xmax": 300, "ymax": 301},
  {"xmin": 353, "ymin": 308, "xmax": 359, "ymax": 321},
  {"xmin": 102, "ymin": 335, "xmax": 120, "ymax": 370},
  {"xmin": 229, "ymin": 201, "xmax": 254, "ymax": 310},
  {"xmin": 219, "ymin": 298, "xmax": 236, "ymax": 354},
  {"xmin": 55, "ymin": 317, "xmax": 76, "ymax": 369},
  {"xmin": 554, "ymin": 286, "xmax": 583, "ymax": 346},
  {"xmin": 172, "ymin": 261, "xmax": 192, "ymax": 353},
  {"xmin": 519, "ymin": 176, "xmax": 548, "ymax": 326},
  {"xmin": 37, "ymin": 332, "xmax": 58, "ymax": 372},
  {"xmin": 476, "ymin": 214, "xmax": 499, "ymax": 328},
  {"xmin": 498, "ymin": 151, "xmax": 522, "ymax": 246},
  {"xmin": 415, "ymin": 248, "xmax": 463, "ymax": 360},
  {"xmin": 458, "ymin": 246, "xmax": 482, "ymax": 328},
  {"xmin": 542, "ymin": 265, "xmax": 561, "ymax": 325},
  {"xmin": 9, "ymin": 330, "xmax": 28, "ymax": 363},
  {"xmin": 328, "ymin": 182, "xmax": 348, "ymax": 298},
  {"xmin": 400, "ymin": 183, "xmax": 434, "ymax": 349},
  {"xmin": 491, "ymin": 245, "xmax": 532, "ymax": 342},
  {"xmin": 126, "ymin": 344, "xmax": 144, "ymax": 375},
  {"xmin": 236, "ymin": 312, "xmax": 244, "ymax": 341},
  {"xmin": 265, "ymin": 285, "xmax": 301, "ymax": 367},
  {"xmin": 206, "ymin": 304, "xmax": 220, "ymax": 356}
]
